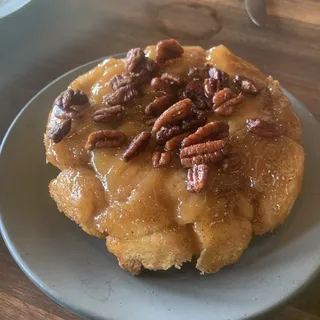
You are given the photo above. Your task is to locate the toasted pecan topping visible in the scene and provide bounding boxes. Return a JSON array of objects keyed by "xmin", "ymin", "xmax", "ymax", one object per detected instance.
[
  {"xmin": 126, "ymin": 48, "xmax": 145, "ymax": 73},
  {"xmin": 186, "ymin": 164, "xmax": 209, "ymax": 193},
  {"xmin": 55, "ymin": 89, "xmax": 89, "ymax": 111},
  {"xmin": 108, "ymin": 73, "xmax": 139, "ymax": 90},
  {"xmin": 204, "ymin": 78, "xmax": 219, "ymax": 99},
  {"xmin": 212, "ymin": 88, "xmax": 235, "ymax": 109},
  {"xmin": 151, "ymin": 77, "xmax": 176, "ymax": 96},
  {"xmin": 152, "ymin": 98, "xmax": 193, "ymax": 133},
  {"xmin": 92, "ymin": 105, "xmax": 124, "ymax": 123},
  {"xmin": 85, "ymin": 130, "xmax": 127, "ymax": 151},
  {"xmin": 145, "ymin": 95, "xmax": 175, "ymax": 116},
  {"xmin": 165, "ymin": 132, "xmax": 190, "ymax": 151},
  {"xmin": 180, "ymin": 140, "xmax": 229, "ymax": 168},
  {"xmin": 49, "ymin": 119, "xmax": 72, "ymax": 143},
  {"xmin": 213, "ymin": 89, "xmax": 245, "ymax": 116},
  {"xmin": 104, "ymin": 85, "xmax": 140, "ymax": 106},
  {"xmin": 123, "ymin": 131, "xmax": 151, "ymax": 160},
  {"xmin": 208, "ymin": 67, "xmax": 229, "ymax": 90},
  {"xmin": 182, "ymin": 121, "xmax": 229, "ymax": 148},
  {"xmin": 246, "ymin": 119, "xmax": 284, "ymax": 138},
  {"xmin": 156, "ymin": 125, "xmax": 184, "ymax": 145},
  {"xmin": 156, "ymin": 39, "xmax": 184, "ymax": 63},
  {"xmin": 161, "ymin": 73, "xmax": 185, "ymax": 86},
  {"xmin": 152, "ymin": 151, "xmax": 172, "ymax": 168}
]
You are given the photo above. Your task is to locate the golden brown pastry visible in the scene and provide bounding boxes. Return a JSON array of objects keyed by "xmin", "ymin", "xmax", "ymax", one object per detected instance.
[{"xmin": 44, "ymin": 39, "xmax": 304, "ymax": 274}]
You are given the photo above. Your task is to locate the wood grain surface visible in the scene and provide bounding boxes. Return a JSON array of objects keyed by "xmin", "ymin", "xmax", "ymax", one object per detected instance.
[{"xmin": 0, "ymin": 0, "xmax": 319, "ymax": 319}]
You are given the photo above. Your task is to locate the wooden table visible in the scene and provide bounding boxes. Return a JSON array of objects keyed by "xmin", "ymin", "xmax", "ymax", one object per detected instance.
[{"xmin": 0, "ymin": 0, "xmax": 319, "ymax": 319}]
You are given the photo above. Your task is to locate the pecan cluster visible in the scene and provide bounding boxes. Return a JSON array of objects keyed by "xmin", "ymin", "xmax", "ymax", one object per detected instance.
[{"xmin": 51, "ymin": 39, "xmax": 267, "ymax": 192}]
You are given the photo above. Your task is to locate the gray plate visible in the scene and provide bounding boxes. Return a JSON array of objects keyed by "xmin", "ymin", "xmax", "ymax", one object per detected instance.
[{"xmin": 1, "ymin": 58, "xmax": 320, "ymax": 320}]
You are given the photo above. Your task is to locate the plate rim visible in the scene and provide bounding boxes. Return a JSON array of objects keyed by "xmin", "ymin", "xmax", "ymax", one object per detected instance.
[{"xmin": 0, "ymin": 56, "xmax": 319, "ymax": 320}]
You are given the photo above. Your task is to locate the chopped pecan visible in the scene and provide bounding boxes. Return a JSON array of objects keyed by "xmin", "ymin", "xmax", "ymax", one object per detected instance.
[
  {"xmin": 161, "ymin": 73, "xmax": 185, "ymax": 86},
  {"xmin": 55, "ymin": 89, "xmax": 89, "ymax": 112},
  {"xmin": 145, "ymin": 95, "xmax": 175, "ymax": 116},
  {"xmin": 204, "ymin": 78, "xmax": 219, "ymax": 99},
  {"xmin": 92, "ymin": 105, "xmax": 124, "ymax": 123},
  {"xmin": 152, "ymin": 151, "xmax": 172, "ymax": 168},
  {"xmin": 186, "ymin": 164, "xmax": 209, "ymax": 193},
  {"xmin": 151, "ymin": 77, "xmax": 176, "ymax": 96},
  {"xmin": 85, "ymin": 130, "xmax": 127, "ymax": 151},
  {"xmin": 152, "ymin": 98, "xmax": 193, "ymax": 133},
  {"xmin": 165, "ymin": 132, "xmax": 190, "ymax": 151},
  {"xmin": 233, "ymin": 75, "xmax": 259, "ymax": 94},
  {"xmin": 214, "ymin": 92, "xmax": 245, "ymax": 116},
  {"xmin": 123, "ymin": 131, "xmax": 151, "ymax": 160},
  {"xmin": 208, "ymin": 67, "xmax": 230, "ymax": 90},
  {"xmin": 156, "ymin": 125, "xmax": 184, "ymax": 145},
  {"xmin": 156, "ymin": 39, "xmax": 184, "ymax": 63},
  {"xmin": 126, "ymin": 48, "xmax": 145, "ymax": 73},
  {"xmin": 104, "ymin": 84, "xmax": 140, "ymax": 106},
  {"xmin": 108, "ymin": 73, "xmax": 139, "ymax": 90},
  {"xmin": 182, "ymin": 121, "xmax": 229, "ymax": 147},
  {"xmin": 180, "ymin": 140, "xmax": 229, "ymax": 168},
  {"xmin": 49, "ymin": 119, "xmax": 72, "ymax": 143},
  {"xmin": 212, "ymin": 88, "xmax": 235, "ymax": 109},
  {"xmin": 246, "ymin": 119, "xmax": 284, "ymax": 138}
]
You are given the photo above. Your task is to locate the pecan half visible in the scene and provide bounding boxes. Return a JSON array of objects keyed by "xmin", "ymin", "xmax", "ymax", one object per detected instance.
[
  {"xmin": 104, "ymin": 84, "xmax": 140, "ymax": 106},
  {"xmin": 233, "ymin": 75, "xmax": 259, "ymax": 94},
  {"xmin": 151, "ymin": 77, "xmax": 176, "ymax": 96},
  {"xmin": 165, "ymin": 132, "xmax": 190, "ymax": 151},
  {"xmin": 85, "ymin": 130, "xmax": 127, "ymax": 150},
  {"xmin": 55, "ymin": 89, "xmax": 89, "ymax": 112},
  {"xmin": 108, "ymin": 73, "xmax": 139, "ymax": 90},
  {"xmin": 180, "ymin": 140, "xmax": 229, "ymax": 168},
  {"xmin": 182, "ymin": 121, "xmax": 229, "ymax": 147},
  {"xmin": 161, "ymin": 73, "xmax": 185, "ymax": 86},
  {"xmin": 49, "ymin": 119, "xmax": 72, "ymax": 143},
  {"xmin": 152, "ymin": 151, "xmax": 172, "ymax": 168},
  {"xmin": 156, "ymin": 125, "xmax": 184, "ymax": 145},
  {"xmin": 186, "ymin": 164, "xmax": 209, "ymax": 193},
  {"xmin": 156, "ymin": 39, "xmax": 184, "ymax": 63},
  {"xmin": 126, "ymin": 48, "xmax": 145, "ymax": 73},
  {"xmin": 145, "ymin": 95, "xmax": 175, "ymax": 116},
  {"xmin": 92, "ymin": 105, "xmax": 123, "ymax": 123},
  {"xmin": 208, "ymin": 67, "xmax": 229, "ymax": 90},
  {"xmin": 152, "ymin": 98, "xmax": 193, "ymax": 133},
  {"xmin": 246, "ymin": 119, "xmax": 284, "ymax": 138},
  {"xmin": 214, "ymin": 92, "xmax": 245, "ymax": 116},
  {"xmin": 204, "ymin": 78, "xmax": 219, "ymax": 99},
  {"xmin": 212, "ymin": 88, "xmax": 235, "ymax": 109},
  {"xmin": 123, "ymin": 131, "xmax": 151, "ymax": 160}
]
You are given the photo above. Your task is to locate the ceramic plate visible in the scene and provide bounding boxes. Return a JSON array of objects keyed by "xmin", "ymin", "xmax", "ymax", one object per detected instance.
[{"xmin": 1, "ymin": 57, "xmax": 320, "ymax": 320}]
